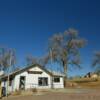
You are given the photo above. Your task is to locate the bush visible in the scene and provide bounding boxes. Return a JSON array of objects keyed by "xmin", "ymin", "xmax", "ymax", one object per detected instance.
[
  {"xmin": 13, "ymin": 89, "xmax": 21, "ymax": 95},
  {"xmin": 31, "ymin": 88, "xmax": 37, "ymax": 93}
]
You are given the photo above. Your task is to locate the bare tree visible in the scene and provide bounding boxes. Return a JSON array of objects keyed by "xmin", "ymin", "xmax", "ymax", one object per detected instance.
[
  {"xmin": 47, "ymin": 28, "xmax": 86, "ymax": 86},
  {"xmin": 26, "ymin": 55, "xmax": 38, "ymax": 65},
  {"xmin": 26, "ymin": 54, "xmax": 49, "ymax": 67},
  {"xmin": 0, "ymin": 47, "xmax": 16, "ymax": 96},
  {"xmin": 92, "ymin": 51, "xmax": 100, "ymax": 75},
  {"xmin": 0, "ymin": 47, "xmax": 16, "ymax": 72}
]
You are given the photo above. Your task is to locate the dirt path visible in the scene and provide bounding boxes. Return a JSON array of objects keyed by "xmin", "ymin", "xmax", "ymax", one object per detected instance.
[{"xmin": 2, "ymin": 90, "xmax": 100, "ymax": 100}]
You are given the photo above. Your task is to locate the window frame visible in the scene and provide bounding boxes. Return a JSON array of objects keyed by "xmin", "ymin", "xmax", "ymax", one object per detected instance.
[
  {"xmin": 53, "ymin": 77, "xmax": 60, "ymax": 83},
  {"xmin": 38, "ymin": 77, "xmax": 48, "ymax": 86}
]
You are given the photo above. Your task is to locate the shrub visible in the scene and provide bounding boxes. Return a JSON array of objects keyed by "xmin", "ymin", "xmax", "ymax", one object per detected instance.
[
  {"xmin": 13, "ymin": 89, "xmax": 21, "ymax": 95},
  {"xmin": 31, "ymin": 88, "xmax": 37, "ymax": 93}
]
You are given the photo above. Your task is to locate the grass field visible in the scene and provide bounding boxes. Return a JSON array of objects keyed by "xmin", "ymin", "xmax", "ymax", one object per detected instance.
[{"xmin": 67, "ymin": 77, "xmax": 100, "ymax": 89}]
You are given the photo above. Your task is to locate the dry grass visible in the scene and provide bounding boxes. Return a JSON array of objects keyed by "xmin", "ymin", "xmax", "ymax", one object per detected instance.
[
  {"xmin": 12, "ymin": 90, "xmax": 21, "ymax": 96},
  {"xmin": 3, "ymin": 91, "xmax": 100, "ymax": 100},
  {"xmin": 31, "ymin": 88, "xmax": 38, "ymax": 93},
  {"xmin": 67, "ymin": 78, "xmax": 100, "ymax": 89}
]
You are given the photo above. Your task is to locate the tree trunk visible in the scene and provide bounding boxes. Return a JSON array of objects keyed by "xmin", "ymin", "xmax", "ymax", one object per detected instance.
[
  {"xmin": 64, "ymin": 63, "xmax": 67, "ymax": 88},
  {"xmin": 0, "ymin": 81, "xmax": 2, "ymax": 99},
  {"xmin": 6, "ymin": 74, "xmax": 9, "ymax": 97}
]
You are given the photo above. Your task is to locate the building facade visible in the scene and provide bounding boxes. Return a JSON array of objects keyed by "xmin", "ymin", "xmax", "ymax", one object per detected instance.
[{"xmin": 1, "ymin": 64, "xmax": 64, "ymax": 92}]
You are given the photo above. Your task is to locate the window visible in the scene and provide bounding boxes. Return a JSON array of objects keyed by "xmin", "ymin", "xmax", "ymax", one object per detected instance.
[
  {"xmin": 9, "ymin": 79, "xmax": 12, "ymax": 86},
  {"xmin": 54, "ymin": 77, "xmax": 60, "ymax": 83},
  {"xmin": 9, "ymin": 77, "xmax": 13, "ymax": 86},
  {"xmin": 19, "ymin": 76, "xmax": 26, "ymax": 90},
  {"xmin": 38, "ymin": 77, "xmax": 48, "ymax": 86}
]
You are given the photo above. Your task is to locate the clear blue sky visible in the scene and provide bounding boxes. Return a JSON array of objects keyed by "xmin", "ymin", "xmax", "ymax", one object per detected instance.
[{"xmin": 0, "ymin": 0, "xmax": 100, "ymax": 76}]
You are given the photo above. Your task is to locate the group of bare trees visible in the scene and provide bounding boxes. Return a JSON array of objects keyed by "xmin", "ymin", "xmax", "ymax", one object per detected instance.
[
  {"xmin": 26, "ymin": 28, "xmax": 100, "ymax": 86},
  {"xmin": 27, "ymin": 29, "xmax": 87, "ymax": 84},
  {"xmin": 0, "ymin": 28, "xmax": 100, "ymax": 87}
]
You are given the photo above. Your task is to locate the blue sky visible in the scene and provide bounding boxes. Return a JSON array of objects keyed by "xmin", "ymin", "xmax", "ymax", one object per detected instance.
[{"xmin": 0, "ymin": 0, "xmax": 100, "ymax": 76}]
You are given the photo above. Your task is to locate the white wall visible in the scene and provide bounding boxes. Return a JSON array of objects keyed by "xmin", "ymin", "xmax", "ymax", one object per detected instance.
[
  {"xmin": 53, "ymin": 77, "xmax": 64, "ymax": 88},
  {"xmin": 1, "ymin": 81, "xmax": 13, "ymax": 93},
  {"xmin": 13, "ymin": 66, "xmax": 52, "ymax": 91},
  {"xmin": 1, "ymin": 66, "xmax": 64, "ymax": 92}
]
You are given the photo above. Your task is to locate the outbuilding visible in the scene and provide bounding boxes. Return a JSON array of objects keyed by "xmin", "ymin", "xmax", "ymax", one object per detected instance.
[{"xmin": 1, "ymin": 64, "xmax": 64, "ymax": 93}]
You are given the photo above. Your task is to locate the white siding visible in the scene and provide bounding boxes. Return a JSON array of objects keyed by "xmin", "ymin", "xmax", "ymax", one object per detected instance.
[
  {"xmin": 2, "ymin": 65, "xmax": 64, "ymax": 92},
  {"xmin": 13, "ymin": 66, "xmax": 52, "ymax": 91},
  {"xmin": 53, "ymin": 77, "xmax": 64, "ymax": 88}
]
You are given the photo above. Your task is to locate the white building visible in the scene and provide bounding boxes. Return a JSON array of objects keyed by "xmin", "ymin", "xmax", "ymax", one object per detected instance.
[{"xmin": 1, "ymin": 64, "xmax": 64, "ymax": 92}]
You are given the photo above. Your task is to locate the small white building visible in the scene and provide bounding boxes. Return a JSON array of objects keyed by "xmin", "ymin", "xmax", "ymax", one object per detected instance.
[{"xmin": 1, "ymin": 64, "xmax": 64, "ymax": 92}]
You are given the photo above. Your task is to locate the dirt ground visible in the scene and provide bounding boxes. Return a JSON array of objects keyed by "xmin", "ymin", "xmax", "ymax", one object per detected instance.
[{"xmin": 2, "ymin": 89, "xmax": 100, "ymax": 100}]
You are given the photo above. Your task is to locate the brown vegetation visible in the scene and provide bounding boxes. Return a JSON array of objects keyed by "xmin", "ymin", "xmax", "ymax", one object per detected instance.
[{"xmin": 68, "ymin": 77, "xmax": 100, "ymax": 89}]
